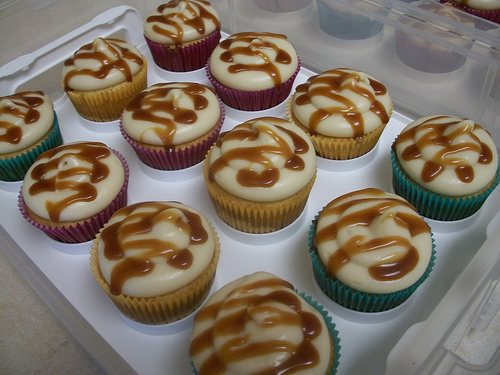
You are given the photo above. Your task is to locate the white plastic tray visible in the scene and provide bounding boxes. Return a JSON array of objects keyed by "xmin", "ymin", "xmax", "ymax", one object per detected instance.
[{"xmin": 1, "ymin": 6, "xmax": 500, "ymax": 375}]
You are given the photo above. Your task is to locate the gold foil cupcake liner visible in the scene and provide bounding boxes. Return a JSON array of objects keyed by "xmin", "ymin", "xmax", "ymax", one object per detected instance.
[
  {"xmin": 90, "ymin": 223, "xmax": 220, "ymax": 325},
  {"xmin": 64, "ymin": 59, "xmax": 148, "ymax": 122}
]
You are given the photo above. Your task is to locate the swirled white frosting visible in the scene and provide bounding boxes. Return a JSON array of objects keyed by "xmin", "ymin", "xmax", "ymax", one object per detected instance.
[
  {"xmin": 121, "ymin": 82, "xmax": 221, "ymax": 146},
  {"xmin": 22, "ymin": 141, "xmax": 125, "ymax": 222},
  {"xmin": 290, "ymin": 68, "xmax": 392, "ymax": 138},
  {"xmin": 207, "ymin": 117, "xmax": 316, "ymax": 202},
  {"xmin": 315, "ymin": 188, "xmax": 433, "ymax": 294},
  {"xmin": 208, "ymin": 32, "xmax": 299, "ymax": 91},
  {"xmin": 393, "ymin": 115, "xmax": 498, "ymax": 196},
  {"xmin": 144, "ymin": 0, "xmax": 220, "ymax": 45},
  {"xmin": 97, "ymin": 201, "xmax": 217, "ymax": 297},
  {"xmin": 0, "ymin": 91, "xmax": 54, "ymax": 154},
  {"xmin": 450, "ymin": 0, "xmax": 500, "ymax": 10},
  {"xmin": 190, "ymin": 272, "xmax": 333, "ymax": 375},
  {"xmin": 62, "ymin": 38, "xmax": 144, "ymax": 91}
]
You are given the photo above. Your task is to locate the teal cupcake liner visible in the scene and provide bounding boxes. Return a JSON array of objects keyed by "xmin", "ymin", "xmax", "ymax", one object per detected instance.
[
  {"xmin": 0, "ymin": 112, "xmax": 63, "ymax": 181},
  {"xmin": 190, "ymin": 290, "xmax": 341, "ymax": 375},
  {"xmin": 391, "ymin": 150, "xmax": 500, "ymax": 221},
  {"xmin": 307, "ymin": 213, "xmax": 436, "ymax": 313}
]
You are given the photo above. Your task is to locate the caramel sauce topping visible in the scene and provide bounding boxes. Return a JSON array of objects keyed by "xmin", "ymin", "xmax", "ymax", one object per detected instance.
[
  {"xmin": 219, "ymin": 32, "xmax": 293, "ymax": 88},
  {"xmin": 101, "ymin": 202, "xmax": 209, "ymax": 295},
  {"xmin": 315, "ymin": 189, "xmax": 430, "ymax": 281},
  {"xmin": 394, "ymin": 116, "xmax": 493, "ymax": 183},
  {"xmin": 147, "ymin": 0, "xmax": 220, "ymax": 48},
  {"xmin": 209, "ymin": 118, "xmax": 309, "ymax": 188},
  {"xmin": 190, "ymin": 276, "xmax": 324, "ymax": 374},
  {"xmin": 0, "ymin": 91, "xmax": 45, "ymax": 145},
  {"xmin": 63, "ymin": 38, "xmax": 143, "ymax": 89},
  {"xmin": 28, "ymin": 142, "xmax": 112, "ymax": 221},
  {"xmin": 294, "ymin": 70, "xmax": 389, "ymax": 137}
]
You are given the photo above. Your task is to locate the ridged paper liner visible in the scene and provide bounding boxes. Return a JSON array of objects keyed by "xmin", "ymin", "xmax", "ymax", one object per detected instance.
[
  {"xmin": 440, "ymin": 0, "xmax": 500, "ymax": 23},
  {"xmin": 64, "ymin": 59, "xmax": 148, "ymax": 122},
  {"xmin": 119, "ymin": 97, "xmax": 225, "ymax": 170},
  {"xmin": 287, "ymin": 98, "xmax": 392, "ymax": 160},
  {"xmin": 18, "ymin": 148, "xmax": 130, "ymax": 244},
  {"xmin": 90, "ymin": 222, "xmax": 220, "ymax": 325},
  {"xmin": 0, "ymin": 112, "xmax": 63, "ymax": 181},
  {"xmin": 190, "ymin": 290, "xmax": 341, "ymax": 375},
  {"xmin": 145, "ymin": 30, "xmax": 220, "ymax": 72},
  {"xmin": 205, "ymin": 57, "xmax": 301, "ymax": 111},
  {"xmin": 391, "ymin": 151, "xmax": 500, "ymax": 221},
  {"xmin": 203, "ymin": 150, "xmax": 316, "ymax": 233},
  {"xmin": 308, "ymin": 212, "xmax": 436, "ymax": 313}
]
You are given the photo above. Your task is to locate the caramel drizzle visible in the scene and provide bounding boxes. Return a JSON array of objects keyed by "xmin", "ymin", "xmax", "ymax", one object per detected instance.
[
  {"xmin": 393, "ymin": 116, "xmax": 493, "ymax": 183},
  {"xmin": 315, "ymin": 189, "xmax": 430, "ymax": 281},
  {"xmin": 147, "ymin": 0, "xmax": 220, "ymax": 48},
  {"xmin": 0, "ymin": 91, "xmax": 45, "ymax": 145},
  {"xmin": 100, "ymin": 202, "xmax": 209, "ymax": 295},
  {"xmin": 63, "ymin": 38, "xmax": 143, "ymax": 89},
  {"xmin": 28, "ymin": 142, "xmax": 112, "ymax": 221},
  {"xmin": 209, "ymin": 118, "xmax": 309, "ymax": 188},
  {"xmin": 190, "ymin": 276, "xmax": 324, "ymax": 374},
  {"xmin": 125, "ymin": 83, "xmax": 212, "ymax": 145},
  {"xmin": 219, "ymin": 32, "xmax": 293, "ymax": 89},
  {"xmin": 294, "ymin": 69, "xmax": 389, "ymax": 137}
]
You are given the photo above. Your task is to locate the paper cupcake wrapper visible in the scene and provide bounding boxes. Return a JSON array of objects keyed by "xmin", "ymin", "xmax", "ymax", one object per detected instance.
[
  {"xmin": 64, "ymin": 59, "xmax": 148, "ymax": 122},
  {"xmin": 0, "ymin": 112, "xmax": 63, "ymax": 181},
  {"xmin": 18, "ymin": 148, "xmax": 130, "ymax": 244},
  {"xmin": 308, "ymin": 213, "xmax": 436, "ymax": 312},
  {"xmin": 440, "ymin": 0, "xmax": 500, "ymax": 23},
  {"xmin": 90, "ymin": 222, "xmax": 220, "ymax": 325},
  {"xmin": 120, "ymin": 98, "xmax": 225, "ymax": 171},
  {"xmin": 190, "ymin": 290, "xmax": 341, "ymax": 375},
  {"xmin": 206, "ymin": 57, "xmax": 301, "ymax": 111},
  {"xmin": 391, "ymin": 151, "xmax": 500, "ymax": 221},
  {"xmin": 145, "ymin": 30, "xmax": 220, "ymax": 72}
]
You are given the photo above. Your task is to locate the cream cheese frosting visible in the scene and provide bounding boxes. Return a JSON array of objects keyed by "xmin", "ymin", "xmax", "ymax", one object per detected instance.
[
  {"xmin": 208, "ymin": 32, "xmax": 299, "ymax": 91},
  {"xmin": 96, "ymin": 201, "xmax": 217, "ymax": 298},
  {"xmin": 189, "ymin": 272, "xmax": 333, "ymax": 375},
  {"xmin": 0, "ymin": 91, "xmax": 54, "ymax": 154},
  {"xmin": 393, "ymin": 115, "xmax": 498, "ymax": 196},
  {"xmin": 290, "ymin": 68, "xmax": 392, "ymax": 138},
  {"xmin": 144, "ymin": 0, "xmax": 220, "ymax": 45},
  {"xmin": 450, "ymin": 0, "xmax": 500, "ymax": 10},
  {"xmin": 62, "ymin": 38, "xmax": 144, "ymax": 91},
  {"xmin": 121, "ymin": 82, "xmax": 221, "ymax": 146},
  {"xmin": 22, "ymin": 141, "xmax": 125, "ymax": 222},
  {"xmin": 207, "ymin": 117, "xmax": 316, "ymax": 202},
  {"xmin": 315, "ymin": 188, "xmax": 433, "ymax": 294}
]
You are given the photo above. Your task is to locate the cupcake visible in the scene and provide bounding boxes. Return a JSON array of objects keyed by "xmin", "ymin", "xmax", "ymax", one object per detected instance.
[
  {"xmin": 120, "ymin": 82, "xmax": 225, "ymax": 170},
  {"xmin": 204, "ymin": 117, "xmax": 317, "ymax": 234},
  {"xmin": 19, "ymin": 141, "xmax": 129, "ymax": 243},
  {"xmin": 206, "ymin": 32, "xmax": 300, "ymax": 111},
  {"xmin": 391, "ymin": 115, "xmax": 500, "ymax": 221},
  {"xmin": 0, "ymin": 91, "xmax": 63, "ymax": 181},
  {"xmin": 62, "ymin": 37, "xmax": 147, "ymax": 122},
  {"xmin": 190, "ymin": 271, "xmax": 341, "ymax": 375},
  {"xmin": 90, "ymin": 201, "xmax": 220, "ymax": 325},
  {"xmin": 317, "ymin": 0, "xmax": 386, "ymax": 40},
  {"xmin": 254, "ymin": 0, "xmax": 313, "ymax": 12},
  {"xmin": 395, "ymin": 2, "xmax": 475, "ymax": 74},
  {"xmin": 309, "ymin": 188, "xmax": 435, "ymax": 312},
  {"xmin": 440, "ymin": 0, "xmax": 500, "ymax": 23},
  {"xmin": 144, "ymin": 0, "xmax": 221, "ymax": 72},
  {"xmin": 287, "ymin": 68, "xmax": 392, "ymax": 160}
]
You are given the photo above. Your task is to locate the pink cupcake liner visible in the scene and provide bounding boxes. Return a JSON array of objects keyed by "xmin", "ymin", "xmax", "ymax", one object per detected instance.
[
  {"xmin": 18, "ymin": 148, "xmax": 129, "ymax": 244},
  {"xmin": 440, "ymin": 0, "xmax": 500, "ymax": 23},
  {"xmin": 120, "ymin": 99, "xmax": 225, "ymax": 171},
  {"xmin": 205, "ymin": 57, "xmax": 301, "ymax": 111},
  {"xmin": 145, "ymin": 30, "xmax": 221, "ymax": 72}
]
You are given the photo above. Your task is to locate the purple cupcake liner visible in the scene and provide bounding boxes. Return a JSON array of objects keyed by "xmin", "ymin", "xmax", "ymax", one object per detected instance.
[
  {"xmin": 145, "ymin": 30, "xmax": 220, "ymax": 72},
  {"xmin": 0, "ymin": 112, "xmax": 63, "ymax": 182},
  {"xmin": 205, "ymin": 57, "xmax": 301, "ymax": 111},
  {"xmin": 440, "ymin": 0, "xmax": 500, "ymax": 23},
  {"xmin": 18, "ymin": 148, "xmax": 129, "ymax": 244},
  {"xmin": 120, "ymin": 98, "xmax": 225, "ymax": 171}
]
